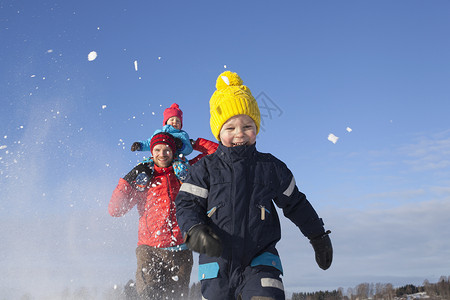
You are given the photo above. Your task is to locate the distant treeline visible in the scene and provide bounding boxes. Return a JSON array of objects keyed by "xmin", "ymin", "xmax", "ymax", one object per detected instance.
[
  {"xmin": 290, "ymin": 275, "xmax": 450, "ymax": 300},
  {"xmin": 11, "ymin": 275, "xmax": 450, "ymax": 299}
]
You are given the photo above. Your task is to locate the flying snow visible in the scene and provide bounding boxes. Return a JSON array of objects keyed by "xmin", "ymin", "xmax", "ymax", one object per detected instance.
[
  {"xmin": 0, "ymin": 145, "xmax": 6, "ymax": 150},
  {"xmin": 346, "ymin": 127, "xmax": 352, "ymax": 132},
  {"xmin": 134, "ymin": 60, "xmax": 138, "ymax": 71},
  {"xmin": 102, "ymin": 105, "xmax": 107, "ymax": 109},
  {"xmin": 88, "ymin": 51, "xmax": 98, "ymax": 61},
  {"xmin": 328, "ymin": 133, "xmax": 339, "ymax": 144}
]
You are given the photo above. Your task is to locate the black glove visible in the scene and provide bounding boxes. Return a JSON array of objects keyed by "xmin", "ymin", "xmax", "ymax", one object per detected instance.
[
  {"xmin": 309, "ymin": 230, "xmax": 333, "ymax": 270},
  {"xmin": 190, "ymin": 139, "xmax": 196, "ymax": 147},
  {"xmin": 123, "ymin": 163, "xmax": 153, "ymax": 185},
  {"xmin": 173, "ymin": 137, "xmax": 183, "ymax": 151},
  {"xmin": 131, "ymin": 142, "xmax": 141, "ymax": 152},
  {"xmin": 185, "ymin": 224, "xmax": 222, "ymax": 257}
]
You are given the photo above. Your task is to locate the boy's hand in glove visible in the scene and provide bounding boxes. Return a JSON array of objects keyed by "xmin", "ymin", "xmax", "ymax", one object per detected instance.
[
  {"xmin": 130, "ymin": 142, "xmax": 141, "ymax": 152},
  {"xmin": 123, "ymin": 163, "xmax": 153, "ymax": 185},
  {"xmin": 309, "ymin": 230, "xmax": 333, "ymax": 270},
  {"xmin": 185, "ymin": 224, "xmax": 222, "ymax": 257}
]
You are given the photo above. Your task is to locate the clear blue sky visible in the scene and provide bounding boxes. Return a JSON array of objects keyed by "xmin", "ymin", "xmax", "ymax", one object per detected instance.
[{"xmin": 1, "ymin": 1, "xmax": 450, "ymax": 298}]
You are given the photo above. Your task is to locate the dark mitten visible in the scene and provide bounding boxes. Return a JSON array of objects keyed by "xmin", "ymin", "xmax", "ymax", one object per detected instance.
[
  {"xmin": 131, "ymin": 142, "xmax": 142, "ymax": 152},
  {"xmin": 309, "ymin": 230, "xmax": 333, "ymax": 270},
  {"xmin": 123, "ymin": 163, "xmax": 153, "ymax": 185},
  {"xmin": 185, "ymin": 224, "xmax": 222, "ymax": 257},
  {"xmin": 190, "ymin": 139, "xmax": 196, "ymax": 147},
  {"xmin": 173, "ymin": 137, "xmax": 183, "ymax": 151}
]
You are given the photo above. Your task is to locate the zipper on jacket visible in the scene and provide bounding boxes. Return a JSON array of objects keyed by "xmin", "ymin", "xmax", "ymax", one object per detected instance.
[
  {"xmin": 206, "ymin": 203, "xmax": 224, "ymax": 218},
  {"xmin": 256, "ymin": 204, "xmax": 270, "ymax": 221},
  {"xmin": 165, "ymin": 171, "xmax": 175, "ymax": 240},
  {"xmin": 207, "ymin": 207, "xmax": 217, "ymax": 218}
]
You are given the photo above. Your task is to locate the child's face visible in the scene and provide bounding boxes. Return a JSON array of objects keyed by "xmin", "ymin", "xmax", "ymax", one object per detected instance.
[
  {"xmin": 151, "ymin": 144, "xmax": 174, "ymax": 168},
  {"xmin": 166, "ymin": 117, "xmax": 182, "ymax": 130},
  {"xmin": 219, "ymin": 114, "xmax": 257, "ymax": 147}
]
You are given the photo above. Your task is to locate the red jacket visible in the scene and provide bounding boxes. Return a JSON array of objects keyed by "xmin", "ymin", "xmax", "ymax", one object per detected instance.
[{"xmin": 109, "ymin": 138, "xmax": 217, "ymax": 248}]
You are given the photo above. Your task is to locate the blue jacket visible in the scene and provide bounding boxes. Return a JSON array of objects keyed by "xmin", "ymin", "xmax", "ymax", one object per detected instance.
[
  {"xmin": 140, "ymin": 125, "xmax": 193, "ymax": 156},
  {"xmin": 175, "ymin": 143, "xmax": 326, "ymax": 272}
]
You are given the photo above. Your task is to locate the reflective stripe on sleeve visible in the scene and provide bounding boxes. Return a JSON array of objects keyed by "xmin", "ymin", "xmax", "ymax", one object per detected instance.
[
  {"xmin": 261, "ymin": 278, "xmax": 284, "ymax": 291},
  {"xmin": 179, "ymin": 182, "xmax": 209, "ymax": 199},
  {"xmin": 282, "ymin": 176, "xmax": 296, "ymax": 197}
]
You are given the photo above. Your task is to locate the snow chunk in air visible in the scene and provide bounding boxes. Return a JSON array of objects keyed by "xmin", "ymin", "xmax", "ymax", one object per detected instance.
[
  {"xmin": 346, "ymin": 127, "xmax": 352, "ymax": 132},
  {"xmin": 88, "ymin": 51, "xmax": 98, "ymax": 61},
  {"xmin": 328, "ymin": 133, "xmax": 339, "ymax": 144}
]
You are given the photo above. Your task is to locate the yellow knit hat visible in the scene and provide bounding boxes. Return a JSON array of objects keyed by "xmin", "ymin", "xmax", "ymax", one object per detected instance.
[{"xmin": 209, "ymin": 71, "xmax": 261, "ymax": 141}]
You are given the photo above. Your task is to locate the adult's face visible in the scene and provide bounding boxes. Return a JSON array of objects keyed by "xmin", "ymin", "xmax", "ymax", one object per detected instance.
[{"xmin": 151, "ymin": 143, "xmax": 174, "ymax": 168}]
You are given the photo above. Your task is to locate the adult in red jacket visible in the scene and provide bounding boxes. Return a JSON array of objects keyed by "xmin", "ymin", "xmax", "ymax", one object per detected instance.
[{"xmin": 109, "ymin": 132, "xmax": 217, "ymax": 300}]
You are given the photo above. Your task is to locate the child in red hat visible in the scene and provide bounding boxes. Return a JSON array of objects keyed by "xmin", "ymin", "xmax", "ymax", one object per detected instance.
[
  {"xmin": 131, "ymin": 103, "xmax": 218, "ymax": 181},
  {"xmin": 131, "ymin": 103, "xmax": 193, "ymax": 156}
]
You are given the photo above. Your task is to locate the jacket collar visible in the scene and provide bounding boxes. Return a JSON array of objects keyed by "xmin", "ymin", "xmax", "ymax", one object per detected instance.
[
  {"xmin": 217, "ymin": 142, "xmax": 257, "ymax": 162},
  {"xmin": 153, "ymin": 164, "xmax": 174, "ymax": 175}
]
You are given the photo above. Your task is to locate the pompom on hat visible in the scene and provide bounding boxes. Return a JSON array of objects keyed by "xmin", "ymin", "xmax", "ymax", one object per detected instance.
[
  {"xmin": 163, "ymin": 103, "xmax": 183, "ymax": 128},
  {"xmin": 209, "ymin": 71, "xmax": 261, "ymax": 140}
]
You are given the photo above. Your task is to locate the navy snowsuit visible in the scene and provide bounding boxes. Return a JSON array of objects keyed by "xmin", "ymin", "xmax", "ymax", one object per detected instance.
[{"xmin": 175, "ymin": 143, "xmax": 326, "ymax": 300}]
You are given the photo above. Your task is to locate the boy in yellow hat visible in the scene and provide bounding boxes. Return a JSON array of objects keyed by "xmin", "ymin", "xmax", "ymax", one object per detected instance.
[{"xmin": 175, "ymin": 71, "xmax": 333, "ymax": 300}]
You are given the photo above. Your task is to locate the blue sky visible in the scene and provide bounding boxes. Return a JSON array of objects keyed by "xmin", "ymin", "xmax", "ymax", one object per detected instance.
[{"xmin": 1, "ymin": 0, "xmax": 450, "ymax": 298}]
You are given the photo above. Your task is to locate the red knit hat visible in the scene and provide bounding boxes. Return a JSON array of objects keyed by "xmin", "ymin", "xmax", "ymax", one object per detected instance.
[
  {"xmin": 163, "ymin": 103, "xmax": 183, "ymax": 128},
  {"xmin": 150, "ymin": 132, "xmax": 177, "ymax": 154}
]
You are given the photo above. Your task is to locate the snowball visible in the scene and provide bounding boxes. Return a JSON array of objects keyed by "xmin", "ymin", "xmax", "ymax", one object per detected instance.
[
  {"xmin": 134, "ymin": 60, "xmax": 138, "ymax": 71},
  {"xmin": 88, "ymin": 51, "xmax": 97, "ymax": 61},
  {"xmin": 346, "ymin": 127, "xmax": 352, "ymax": 132},
  {"xmin": 102, "ymin": 105, "xmax": 107, "ymax": 109},
  {"xmin": 224, "ymin": 65, "xmax": 227, "ymax": 68},
  {"xmin": 328, "ymin": 133, "xmax": 339, "ymax": 144},
  {"xmin": 172, "ymin": 276, "xmax": 179, "ymax": 281},
  {"xmin": 0, "ymin": 145, "xmax": 6, "ymax": 150}
]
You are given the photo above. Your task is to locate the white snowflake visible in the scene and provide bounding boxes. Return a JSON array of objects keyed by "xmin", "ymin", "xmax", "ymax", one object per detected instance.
[
  {"xmin": 88, "ymin": 51, "xmax": 97, "ymax": 61},
  {"xmin": 328, "ymin": 133, "xmax": 339, "ymax": 144}
]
